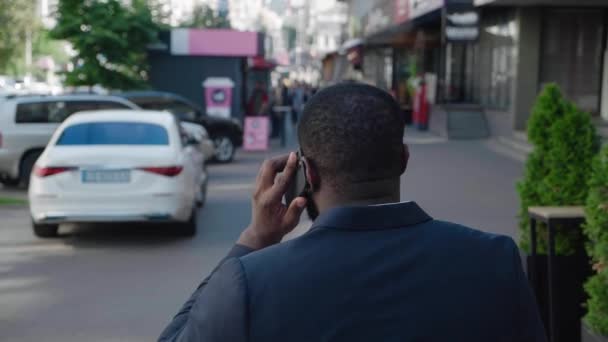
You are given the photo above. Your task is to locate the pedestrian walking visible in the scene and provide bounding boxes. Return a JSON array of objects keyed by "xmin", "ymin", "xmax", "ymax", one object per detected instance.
[
  {"xmin": 291, "ymin": 81, "xmax": 305, "ymax": 125},
  {"xmin": 159, "ymin": 83, "xmax": 546, "ymax": 342},
  {"xmin": 247, "ymin": 81, "xmax": 269, "ymax": 117}
]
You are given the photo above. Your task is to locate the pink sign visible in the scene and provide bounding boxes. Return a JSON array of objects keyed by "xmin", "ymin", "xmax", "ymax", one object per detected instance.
[
  {"xmin": 190, "ymin": 30, "xmax": 258, "ymax": 57},
  {"xmin": 203, "ymin": 78, "xmax": 234, "ymax": 118},
  {"xmin": 394, "ymin": 0, "xmax": 410, "ymax": 24},
  {"xmin": 243, "ymin": 117, "xmax": 269, "ymax": 151}
]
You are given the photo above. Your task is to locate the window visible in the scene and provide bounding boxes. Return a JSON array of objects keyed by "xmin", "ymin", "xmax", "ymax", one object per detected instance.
[
  {"xmin": 471, "ymin": 9, "xmax": 517, "ymax": 110},
  {"xmin": 16, "ymin": 100, "xmax": 131, "ymax": 123},
  {"xmin": 56, "ymin": 122, "xmax": 169, "ymax": 146},
  {"xmin": 129, "ymin": 98, "xmax": 198, "ymax": 121},
  {"xmin": 540, "ymin": 9, "xmax": 605, "ymax": 115}
]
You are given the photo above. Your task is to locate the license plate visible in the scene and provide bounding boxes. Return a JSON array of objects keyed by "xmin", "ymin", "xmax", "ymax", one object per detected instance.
[{"xmin": 81, "ymin": 169, "xmax": 131, "ymax": 184}]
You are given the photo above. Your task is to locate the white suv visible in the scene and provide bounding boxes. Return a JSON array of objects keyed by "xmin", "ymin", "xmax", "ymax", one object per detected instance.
[{"xmin": 0, "ymin": 95, "xmax": 137, "ymax": 186}]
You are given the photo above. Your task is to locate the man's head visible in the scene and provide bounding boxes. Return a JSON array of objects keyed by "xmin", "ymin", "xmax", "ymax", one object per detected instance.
[{"xmin": 297, "ymin": 83, "xmax": 408, "ymax": 216}]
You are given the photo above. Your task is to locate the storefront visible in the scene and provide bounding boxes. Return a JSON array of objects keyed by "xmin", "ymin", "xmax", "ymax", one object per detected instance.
[{"xmin": 473, "ymin": 1, "xmax": 608, "ymax": 133}]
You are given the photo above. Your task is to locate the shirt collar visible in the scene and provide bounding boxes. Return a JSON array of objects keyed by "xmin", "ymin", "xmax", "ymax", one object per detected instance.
[{"xmin": 310, "ymin": 201, "xmax": 432, "ymax": 231}]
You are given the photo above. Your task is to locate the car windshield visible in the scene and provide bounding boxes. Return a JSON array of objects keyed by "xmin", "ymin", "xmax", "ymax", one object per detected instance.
[
  {"xmin": 56, "ymin": 122, "xmax": 169, "ymax": 145},
  {"xmin": 131, "ymin": 98, "xmax": 198, "ymax": 121}
]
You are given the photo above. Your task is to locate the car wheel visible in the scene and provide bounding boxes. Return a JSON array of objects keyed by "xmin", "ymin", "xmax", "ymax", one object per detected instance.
[
  {"xmin": 20, "ymin": 152, "xmax": 42, "ymax": 187},
  {"xmin": 0, "ymin": 177, "xmax": 21, "ymax": 187},
  {"xmin": 196, "ymin": 182, "xmax": 207, "ymax": 208},
  {"xmin": 178, "ymin": 209, "xmax": 197, "ymax": 237},
  {"xmin": 213, "ymin": 135, "xmax": 235, "ymax": 163},
  {"xmin": 32, "ymin": 221, "xmax": 59, "ymax": 238}
]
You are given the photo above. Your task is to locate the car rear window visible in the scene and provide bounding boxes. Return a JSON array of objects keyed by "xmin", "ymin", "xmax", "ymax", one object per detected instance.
[
  {"xmin": 129, "ymin": 98, "xmax": 198, "ymax": 121},
  {"xmin": 16, "ymin": 101, "xmax": 131, "ymax": 123},
  {"xmin": 56, "ymin": 122, "xmax": 169, "ymax": 145}
]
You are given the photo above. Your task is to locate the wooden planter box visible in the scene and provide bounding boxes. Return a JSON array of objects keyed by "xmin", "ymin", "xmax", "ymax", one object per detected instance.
[{"xmin": 582, "ymin": 322, "xmax": 608, "ymax": 342}]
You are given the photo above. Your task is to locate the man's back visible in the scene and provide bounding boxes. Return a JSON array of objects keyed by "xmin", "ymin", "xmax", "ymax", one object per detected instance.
[
  {"xmin": 237, "ymin": 202, "xmax": 544, "ymax": 341},
  {"xmin": 158, "ymin": 84, "xmax": 546, "ymax": 342}
]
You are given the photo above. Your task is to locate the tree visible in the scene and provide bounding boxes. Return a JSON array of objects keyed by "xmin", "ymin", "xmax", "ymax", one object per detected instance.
[
  {"xmin": 145, "ymin": 0, "xmax": 173, "ymax": 28},
  {"xmin": 183, "ymin": 4, "xmax": 231, "ymax": 29},
  {"xmin": 50, "ymin": 0, "xmax": 159, "ymax": 90},
  {"xmin": 517, "ymin": 84, "xmax": 598, "ymax": 255},
  {"xmin": 584, "ymin": 145, "xmax": 608, "ymax": 336},
  {"xmin": 0, "ymin": 0, "xmax": 38, "ymax": 75}
]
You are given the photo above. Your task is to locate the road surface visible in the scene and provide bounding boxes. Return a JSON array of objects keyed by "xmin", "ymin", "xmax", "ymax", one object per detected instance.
[{"xmin": 0, "ymin": 134, "xmax": 523, "ymax": 341}]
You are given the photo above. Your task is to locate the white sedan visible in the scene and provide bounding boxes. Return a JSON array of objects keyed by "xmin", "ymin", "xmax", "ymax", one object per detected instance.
[{"xmin": 28, "ymin": 110, "xmax": 208, "ymax": 238}]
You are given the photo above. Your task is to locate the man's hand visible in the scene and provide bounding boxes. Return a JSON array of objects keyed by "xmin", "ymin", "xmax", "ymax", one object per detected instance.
[{"xmin": 237, "ymin": 152, "xmax": 307, "ymax": 250}]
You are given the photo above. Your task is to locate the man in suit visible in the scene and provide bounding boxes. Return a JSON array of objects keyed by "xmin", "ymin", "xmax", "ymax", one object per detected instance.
[{"xmin": 159, "ymin": 83, "xmax": 546, "ymax": 341}]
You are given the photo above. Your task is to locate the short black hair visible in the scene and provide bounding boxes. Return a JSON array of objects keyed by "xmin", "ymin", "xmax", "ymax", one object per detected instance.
[{"xmin": 298, "ymin": 82, "xmax": 405, "ymax": 188}]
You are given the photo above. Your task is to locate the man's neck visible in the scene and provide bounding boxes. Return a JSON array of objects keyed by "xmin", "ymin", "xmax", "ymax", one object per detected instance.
[{"xmin": 315, "ymin": 178, "xmax": 401, "ymax": 215}]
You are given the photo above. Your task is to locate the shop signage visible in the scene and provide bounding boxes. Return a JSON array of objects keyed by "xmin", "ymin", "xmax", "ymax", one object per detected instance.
[
  {"xmin": 203, "ymin": 77, "xmax": 234, "ymax": 119},
  {"xmin": 243, "ymin": 117, "xmax": 269, "ymax": 151},
  {"xmin": 443, "ymin": 8, "xmax": 479, "ymax": 42},
  {"xmin": 362, "ymin": 0, "xmax": 412, "ymax": 37},
  {"xmin": 364, "ymin": 7, "xmax": 391, "ymax": 36},
  {"xmin": 394, "ymin": 0, "xmax": 410, "ymax": 24},
  {"xmin": 409, "ymin": 0, "xmax": 443, "ymax": 20}
]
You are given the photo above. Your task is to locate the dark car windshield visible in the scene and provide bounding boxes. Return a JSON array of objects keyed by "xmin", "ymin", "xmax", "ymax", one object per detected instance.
[
  {"xmin": 57, "ymin": 122, "xmax": 169, "ymax": 145},
  {"xmin": 129, "ymin": 97, "xmax": 198, "ymax": 121}
]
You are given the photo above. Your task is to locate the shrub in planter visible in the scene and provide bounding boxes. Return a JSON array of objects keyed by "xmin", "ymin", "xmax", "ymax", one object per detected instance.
[
  {"xmin": 518, "ymin": 85, "xmax": 597, "ymax": 342},
  {"xmin": 518, "ymin": 84, "xmax": 597, "ymax": 255},
  {"xmin": 584, "ymin": 146, "xmax": 608, "ymax": 338}
]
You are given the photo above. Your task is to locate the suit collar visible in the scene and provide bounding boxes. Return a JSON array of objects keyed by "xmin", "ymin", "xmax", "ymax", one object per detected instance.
[{"xmin": 310, "ymin": 201, "xmax": 432, "ymax": 231}]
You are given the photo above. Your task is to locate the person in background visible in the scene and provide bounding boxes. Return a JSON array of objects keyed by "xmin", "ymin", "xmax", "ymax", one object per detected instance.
[
  {"xmin": 247, "ymin": 81, "xmax": 269, "ymax": 117},
  {"xmin": 291, "ymin": 81, "xmax": 305, "ymax": 125}
]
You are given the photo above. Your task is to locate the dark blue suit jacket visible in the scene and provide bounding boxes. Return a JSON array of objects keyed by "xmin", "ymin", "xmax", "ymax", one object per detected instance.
[{"xmin": 159, "ymin": 202, "xmax": 546, "ymax": 341}]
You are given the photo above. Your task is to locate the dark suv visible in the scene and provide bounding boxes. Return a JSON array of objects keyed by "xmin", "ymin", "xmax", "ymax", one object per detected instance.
[{"xmin": 115, "ymin": 91, "xmax": 243, "ymax": 163}]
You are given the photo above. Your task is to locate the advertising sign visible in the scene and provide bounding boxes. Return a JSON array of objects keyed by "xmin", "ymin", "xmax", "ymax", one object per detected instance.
[
  {"xmin": 410, "ymin": 0, "xmax": 443, "ymax": 20},
  {"xmin": 444, "ymin": 7, "xmax": 479, "ymax": 42},
  {"xmin": 243, "ymin": 117, "xmax": 270, "ymax": 151},
  {"xmin": 394, "ymin": 0, "xmax": 410, "ymax": 24},
  {"xmin": 362, "ymin": 0, "xmax": 411, "ymax": 37},
  {"xmin": 203, "ymin": 77, "xmax": 234, "ymax": 119}
]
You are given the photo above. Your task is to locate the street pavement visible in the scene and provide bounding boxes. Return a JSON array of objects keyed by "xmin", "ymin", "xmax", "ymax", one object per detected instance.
[{"xmin": 0, "ymin": 129, "xmax": 523, "ymax": 342}]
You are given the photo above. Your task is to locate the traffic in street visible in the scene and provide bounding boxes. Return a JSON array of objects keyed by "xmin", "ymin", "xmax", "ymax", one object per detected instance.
[{"xmin": 0, "ymin": 135, "xmax": 524, "ymax": 341}]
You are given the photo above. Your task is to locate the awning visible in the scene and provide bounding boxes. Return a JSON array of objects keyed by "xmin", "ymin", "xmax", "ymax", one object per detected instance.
[
  {"xmin": 339, "ymin": 38, "xmax": 364, "ymax": 54},
  {"xmin": 248, "ymin": 57, "xmax": 277, "ymax": 70}
]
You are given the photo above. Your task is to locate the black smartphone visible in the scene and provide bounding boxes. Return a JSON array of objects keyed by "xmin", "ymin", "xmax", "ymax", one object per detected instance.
[{"xmin": 284, "ymin": 151, "xmax": 308, "ymax": 205}]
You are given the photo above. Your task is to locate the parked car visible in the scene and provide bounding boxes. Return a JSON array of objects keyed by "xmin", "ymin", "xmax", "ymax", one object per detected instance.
[
  {"xmin": 0, "ymin": 94, "xmax": 136, "ymax": 186},
  {"xmin": 114, "ymin": 91, "xmax": 243, "ymax": 163},
  {"xmin": 0, "ymin": 94, "xmax": 215, "ymax": 186},
  {"xmin": 181, "ymin": 121, "xmax": 215, "ymax": 162},
  {"xmin": 28, "ymin": 110, "xmax": 208, "ymax": 238}
]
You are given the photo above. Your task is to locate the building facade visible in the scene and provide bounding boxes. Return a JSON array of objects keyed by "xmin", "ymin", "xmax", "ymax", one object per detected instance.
[
  {"xmin": 474, "ymin": 0, "xmax": 608, "ymax": 135},
  {"xmin": 335, "ymin": 0, "xmax": 608, "ymax": 136}
]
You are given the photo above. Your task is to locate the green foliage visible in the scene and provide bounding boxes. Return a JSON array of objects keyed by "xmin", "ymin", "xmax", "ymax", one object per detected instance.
[
  {"xmin": 183, "ymin": 4, "xmax": 231, "ymax": 29},
  {"xmin": 517, "ymin": 84, "xmax": 598, "ymax": 255},
  {"xmin": 406, "ymin": 58, "xmax": 418, "ymax": 98},
  {"xmin": 145, "ymin": 0, "xmax": 173, "ymax": 28},
  {"xmin": 0, "ymin": 0, "xmax": 38, "ymax": 75},
  {"xmin": 50, "ymin": 0, "xmax": 159, "ymax": 90},
  {"xmin": 584, "ymin": 146, "xmax": 608, "ymax": 336}
]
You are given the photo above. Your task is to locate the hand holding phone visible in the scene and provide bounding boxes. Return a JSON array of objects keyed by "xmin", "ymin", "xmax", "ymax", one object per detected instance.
[
  {"xmin": 237, "ymin": 152, "xmax": 307, "ymax": 250},
  {"xmin": 284, "ymin": 150, "xmax": 308, "ymax": 205}
]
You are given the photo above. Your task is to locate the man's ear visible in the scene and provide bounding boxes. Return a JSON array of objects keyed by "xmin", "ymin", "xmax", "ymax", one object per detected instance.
[
  {"xmin": 302, "ymin": 157, "xmax": 320, "ymax": 191},
  {"xmin": 401, "ymin": 143, "xmax": 410, "ymax": 174}
]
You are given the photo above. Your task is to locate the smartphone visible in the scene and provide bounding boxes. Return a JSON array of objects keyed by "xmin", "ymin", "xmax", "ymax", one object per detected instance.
[{"xmin": 284, "ymin": 151, "xmax": 308, "ymax": 205}]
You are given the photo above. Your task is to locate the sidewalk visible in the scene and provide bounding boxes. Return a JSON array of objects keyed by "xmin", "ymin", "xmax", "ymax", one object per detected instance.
[
  {"xmin": 285, "ymin": 125, "xmax": 524, "ymax": 241},
  {"xmin": 0, "ymin": 185, "xmax": 27, "ymax": 202}
]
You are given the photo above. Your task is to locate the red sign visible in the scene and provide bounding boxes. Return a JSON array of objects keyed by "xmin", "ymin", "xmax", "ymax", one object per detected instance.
[
  {"xmin": 243, "ymin": 117, "xmax": 270, "ymax": 151},
  {"xmin": 394, "ymin": 0, "xmax": 410, "ymax": 24}
]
